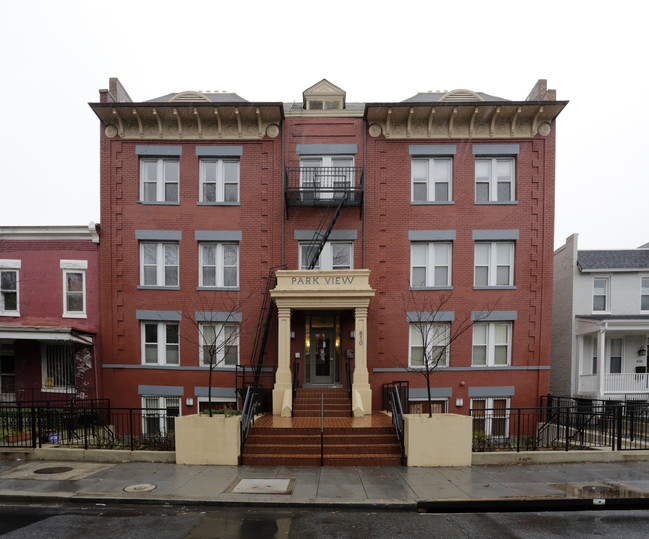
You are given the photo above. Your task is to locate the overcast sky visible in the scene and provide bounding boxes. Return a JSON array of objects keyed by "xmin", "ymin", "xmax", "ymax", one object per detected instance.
[{"xmin": 1, "ymin": 0, "xmax": 646, "ymax": 250}]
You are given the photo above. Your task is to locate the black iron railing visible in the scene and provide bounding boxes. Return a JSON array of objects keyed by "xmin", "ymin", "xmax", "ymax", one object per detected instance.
[
  {"xmin": 345, "ymin": 360, "xmax": 353, "ymax": 417},
  {"xmin": 284, "ymin": 167, "xmax": 364, "ymax": 208},
  {"xmin": 240, "ymin": 387, "xmax": 257, "ymax": 451},
  {"xmin": 390, "ymin": 386, "xmax": 406, "ymax": 465}
]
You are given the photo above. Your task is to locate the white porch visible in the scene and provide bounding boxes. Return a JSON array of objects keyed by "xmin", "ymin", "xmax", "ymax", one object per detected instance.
[{"xmin": 575, "ymin": 317, "xmax": 649, "ymax": 400}]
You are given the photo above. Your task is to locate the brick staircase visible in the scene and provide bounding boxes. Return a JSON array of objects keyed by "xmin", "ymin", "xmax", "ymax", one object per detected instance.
[{"xmin": 241, "ymin": 388, "xmax": 404, "ymax": 466}]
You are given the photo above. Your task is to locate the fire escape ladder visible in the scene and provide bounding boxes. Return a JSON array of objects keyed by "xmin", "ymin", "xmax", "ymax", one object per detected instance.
[{"xmin": 307, "ymin": 197, "xmax": 346, "ymax": 269}]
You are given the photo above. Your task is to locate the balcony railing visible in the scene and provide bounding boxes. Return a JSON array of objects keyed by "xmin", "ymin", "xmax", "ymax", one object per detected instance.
[
  {"xmin": 579, "ymin": 373, "xmax": 649, "ymax": 396},
  {"xmin": 285, "ymin": 166, "xmax": 364, "ymax": 207}
]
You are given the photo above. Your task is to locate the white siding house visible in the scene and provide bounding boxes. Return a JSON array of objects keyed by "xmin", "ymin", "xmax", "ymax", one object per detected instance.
[{"xmin": 551, "ymin": 234, "xmax": 649, "ymax": 401}]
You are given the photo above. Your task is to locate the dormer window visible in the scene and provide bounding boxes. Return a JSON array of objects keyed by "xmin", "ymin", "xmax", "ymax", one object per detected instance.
[{"xmin": 303, "ymin": 79, "xmax": 345, "ymax": 111}]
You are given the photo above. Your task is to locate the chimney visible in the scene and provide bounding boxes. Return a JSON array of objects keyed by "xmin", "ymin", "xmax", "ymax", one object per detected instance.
[{"xmin": 526, "ymin": 79, "xmax": 556, "ymax": 101}]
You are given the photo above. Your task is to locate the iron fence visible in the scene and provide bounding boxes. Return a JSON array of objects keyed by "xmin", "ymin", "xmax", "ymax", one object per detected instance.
[
  {"xmin": 0, "ymin": 404, "xmax": 177, "ymax": 451},
  {"xmin": 471, "ymin": 402, "xmax": 649, "ymax": 452}
]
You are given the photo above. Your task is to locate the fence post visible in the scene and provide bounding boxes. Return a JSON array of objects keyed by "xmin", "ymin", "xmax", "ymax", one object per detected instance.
[
  {"xmin": 629, "ymin": 408, "xmax": 635, "ymax": 443},
  {"xmin": 83, "ymin": 409, "xmax": 88, "ymax": 450},
  {"xmin": 30, "ymin": 407, "xmax": 37, "ymax": 449},
  {"xmin": 129, "ymin": 408, "xmax": 134, "ymax": 452},
  {"xmin": 516, "ymin": 409, "xmax": 521, "ymax": 452},
  {"xmin": 565, "ymin": 407, "xmax": 570, "ymax": 451},
  {"xmin": 616, "ymin": 405, "xmax": 623, "ymax": 451}
]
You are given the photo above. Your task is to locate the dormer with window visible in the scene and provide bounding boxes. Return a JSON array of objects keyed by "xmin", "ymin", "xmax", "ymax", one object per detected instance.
[{"xmin": 303, "ymin": 79, "xmax": 345, "ymax": 111}]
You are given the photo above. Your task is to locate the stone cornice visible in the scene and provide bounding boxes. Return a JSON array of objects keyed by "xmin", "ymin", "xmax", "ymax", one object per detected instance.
[
  {"xmin": 364, "ymin": 100, "xmax": 568, "ymax": 139},
  {"xmin": 89, "ymin": 102, "xmax": 284, "ymax": 140}
]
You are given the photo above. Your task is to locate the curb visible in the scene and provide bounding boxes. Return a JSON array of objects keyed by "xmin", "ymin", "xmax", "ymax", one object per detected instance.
[{"xmin": 417, "ymin": 497, "xmax": 649, "ymax": 513}]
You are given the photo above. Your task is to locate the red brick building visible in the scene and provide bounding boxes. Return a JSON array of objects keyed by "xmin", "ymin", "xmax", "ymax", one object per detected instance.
[
  {"xmin": 90, "ymin": 79, "xmax": 566, "ymax": 426},
  {"xmin": 0, "ymin": 225, "xmax": 100, "ymax": 402}
]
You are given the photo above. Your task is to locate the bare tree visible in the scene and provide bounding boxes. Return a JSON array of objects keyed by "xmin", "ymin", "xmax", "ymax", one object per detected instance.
[
  {"xmin": 176, "ymin": 290, "xmax": 258, "ymax": 417},
  {"xmin": 400, "ymin": 291, "xmax": 496, "ymax": 417}
]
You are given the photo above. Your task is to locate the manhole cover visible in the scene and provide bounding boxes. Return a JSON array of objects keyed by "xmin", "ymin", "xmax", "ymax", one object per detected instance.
[
  {"xmin": 123, "ymin": 483, "xmax": 157, "ymax": 493},
  {"xmin": 34, "ymin": 467, "xmax": 74, "ymax": 475}
]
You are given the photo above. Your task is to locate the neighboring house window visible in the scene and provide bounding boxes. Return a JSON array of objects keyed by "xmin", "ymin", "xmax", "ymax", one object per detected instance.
[
  {"xmin": 300, "ymin": 156, "xmax": 354, "ymax": 200},
  {"xmin": 42, "ymin": 344, "xmax": 75, "ymax": 392},
  {"xmin": 472, "ymin": 397, "xmax": 510, "ymax": 437},
  {"xmin": 411, "ymin": 157, "xmax": 452, "ymax": 202},
  {"xmin": 142, "ymin": 396, "xmax": 180, "ymax": 435},
  {"xmin": 199, "ymin": 159, "xmax": 239, "ymax": 203},
  {"xmin": 409, "ymin": 323, "xmax": 450, "ymax": 368},
  {"xmin": 199, "ymin": 243, "xmax": 238, "ymax": 288},
  {"xmin": 61, "ymin": 260, "xmax": 88, "ymax": 318},
  {"xmin": 474, "ymin": 242, "xmax": 514, "ymax": 286},
  {"xmin": 592, "ymin": 277, "xmax": 609, "ymax": 312},
  {"xmin": 140, "ymin": 158, "xmax": 179, "ymax": 203},
  {"xmin": 409, "ymin": 400, "xmax": 447, "ymax": 414},
  {"xmin": 641, "ymin": 277, "xmax": 649, "ymax": 311},
  {"xmin": 472, "ymin": 322, "xmax": 511, "ymax": 366},
  {"xmin": 475, "ymin": 157, "xmax": 515, "ymax": 202},
  {"xmin": 140, "ymin": 242, "xmax": 179, "ymax": 287},
  {"xmin": 609, "ymin": 338, "xmax": 623, "ymax": 374},
  {"xmin": 0, "ymin": 342, "xmax": 15, "ymax": 401},
  {"xmin": 0, "ymin": 262, "xmax": 19, "ymax": 316},
  {"xmin": 142, "ymin": 322, "xmax": 180, "ymax": 365},
  {"xmin": 411, "ymin": 242, "xmax": 451, "ymax": 287},
  {"xmin": 200, "ymin": 323, "xmax": 239, "ymax": 367},
  {"xmin": 300, "ymin": 242, "xmax": 352, "ymax": 270},
  {"xmin": 592, "ymin": 336, "xmax": 598, "ymax": 375}
]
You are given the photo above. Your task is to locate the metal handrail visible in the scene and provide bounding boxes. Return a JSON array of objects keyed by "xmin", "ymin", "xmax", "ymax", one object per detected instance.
[
  {"xmin": 291, "ymin": 360, "xmax": 299, "ymax": 417},
  {"xmin": 320, "ymin": 393, "xmax": 324, "ymax": 466},
  {"xmin": 345, "ymin": 360, "xmax": 353, "ymax": 417},
  {"xmin": 240, "ymin": 386, "xmax": 256, "ymax": 451},
  {"xmin": 390, "ymin": 386, "xmax": 406, "ymax": 464}
]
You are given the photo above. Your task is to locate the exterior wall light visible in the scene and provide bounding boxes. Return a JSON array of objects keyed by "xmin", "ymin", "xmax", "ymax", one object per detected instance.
[
  {"xmin": 639, "ymin": 346, "xmax": 646, "ymax": 357},
  {"xmin": 349, "ymin": 330, "xmax": 355, "ymax": 339}
]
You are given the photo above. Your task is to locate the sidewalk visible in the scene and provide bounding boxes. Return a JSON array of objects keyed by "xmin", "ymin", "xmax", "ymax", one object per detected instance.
[{"xmin": 2, "ymin": 454, "xmax": 649, "ymax": 511}]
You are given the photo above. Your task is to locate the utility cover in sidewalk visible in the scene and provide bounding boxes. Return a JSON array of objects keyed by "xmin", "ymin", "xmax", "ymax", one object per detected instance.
[
  {"xmin": 226, "ymin": 478, "xmax": 295, "ymax": 495},
  {"xmin": 124, "ymin": 483, "xmax": 157, "ymax": 493}
]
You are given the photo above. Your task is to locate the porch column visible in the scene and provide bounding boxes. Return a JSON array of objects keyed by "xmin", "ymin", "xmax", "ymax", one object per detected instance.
[
  {"xmin": 352, "ymin": 305, "xmax": 372, "ymax": 417},
  {"xmin": 597, "ymin": 328, "xmax": 606, "ymax": 397},
  {"xmin": 272, "ymin": 306, "xmax": 293, "ymax": 417}
]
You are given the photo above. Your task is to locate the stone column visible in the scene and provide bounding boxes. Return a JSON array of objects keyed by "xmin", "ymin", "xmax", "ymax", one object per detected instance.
[
  {"xmin": 272, "ymin": 306, "xmax": 293, "ymax": 416},
  {"xmin": 352, "ymin": 305, "xmax": 372, "ymax": 416}
]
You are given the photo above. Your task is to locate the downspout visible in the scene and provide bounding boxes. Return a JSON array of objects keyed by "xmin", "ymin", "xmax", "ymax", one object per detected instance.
[
  {"xmin": 363, "ymin": 116, "xmax": 367, "ymax": 269},
  {"xmin": 281, "ymin": 114, "xmax": 285, "ymax": 266}
]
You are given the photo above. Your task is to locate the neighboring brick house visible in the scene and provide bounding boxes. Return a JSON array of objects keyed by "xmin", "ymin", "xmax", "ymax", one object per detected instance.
[
  {"xmin": 0, "ymin": 225, "xmax": 100, "ymax": 402},
  {"xmin": 551, "ymin": 234, "xmax": 649, "ymax": 402},
  {"xmin": 90, "ymin": 78, "xmax": 566, "ymax": 426}
]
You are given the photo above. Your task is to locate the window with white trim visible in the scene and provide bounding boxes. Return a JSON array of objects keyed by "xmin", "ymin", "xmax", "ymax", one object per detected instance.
[
  {"xmin": 200, "ymin": 323, "xmax": 239, "ymax": 367},
  {"xmin": 472, "ymin": 322, "xmax": 511, "ymax": 366},
  {"xmin": 474, "ymin": 242, "xmax": 514, "ymax": 287},
  {"xmin": 642, "ymin": 277, "xmax": 649, "ymax": 311},
  {"xmin": 140, "ymin": 158, "xmax": 179, "ymax": 202},
  {"xmin": 593, "ymin": 277, "xmax": 609, "ymax": 312},
  {"xmin": 411, "ymin": 242, "xmax": 451, "ymax": 287},
  {"xmin": 42, "ymin": 344, "xmax": 75, "ymax": 392},
  {"xmin": 142, "ymin": 396, "xmax": 180, "ymax": 435},
  {"xmin": 475, "ymin": 157, "xmax": 515, "ymax": 202},
  {"xmin": 300, "ymin": 242, "xmax": 352, "ymax": 270},
  {"xmin": 142, "ymin": 322, "xmax": 180, "ymax": 365},
  {"xmin": 199, "ymin": 159, "xmax": 239, "ymax": 203},
  {"xmin": 300, "ymin": 156, "xmax": 354, "ymax": 200},
  {"xmin": 471, "ymin": 397, "xmax": 510, "ymax": 437},
  {"xmin": 199, "ymin": 243, "xmax": 238, "ymax": 288},
  {"xmin": 60, "ymin": 260, "xmax": 88, "ymax": 318},
  {"xmin": 140, "ymin": 242, "xmax": 179, "ymax": 287},
  {"xmin": 409, "ymin": 323, "xmax": 450, "ymax": 368},
  {"xmin": 412, "ymin": 157, "xmax": 452, "ymax": 202},
  {"xmin": 609, "ymin": 338, "xmax": 623, "ymax": 374},
  {"xmin": 0, "ymin": 261, "xmax": 19, "ymax": 316}
]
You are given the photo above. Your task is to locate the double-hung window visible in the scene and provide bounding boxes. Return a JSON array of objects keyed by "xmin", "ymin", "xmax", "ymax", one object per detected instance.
[
  {"xmin": 475, "ymin": 157, "xmax": 515, "ymax": 202},
  {"xmin": 142, "ymin": 321, "xmax": 180, "ymax": 365},
  {"xmin": 199, "ymin": 243, "xmax": 238, "ymax": 288},
  {"xmin": 199, "ymin": 159, "xmax": 239, "ymax": 203},
  {"xmin": 42, "ymin": 343, "xmax": 75, "ymax": 391},
  {"xmin": 300, "ymin": 241, "xmax": 352, "ymax": 270},
  {"xmin": 474, "ymin": 242, "xmax": 514, "ymax": 287},
  {"xmin": 411, "ymin": 243, "xmax": 451, "ymax": 288},
  {"xmin": 593, "ymin": 277, "xmax": 609, "ymax": 312},
  {"xmin": 61, "ymin": 260, "xmax": 87, "ymax": 318},
  {"xmin": 200, "ymin": 323, "xmax": 239, "ymax": 368},
  {"xmin": 609, "ymin": 338, "xmax": 623, "ymax": 374},
  {"xmin": 412, "ymin": 158, "xmax": 452, "ymax": 202},
  {"xmin": 642, "ymin": 277, "xmax": 649, "ymax": 311},
  {"xmin": 142, "ymin": 396, "xmax": 180, "ymax": 435},
  {"xmin": 0, "ymin": 260, "xmax": 20, "ymax": 316},
  {"xmin": 472, "ymin": 322, "xmax": 511, "ymax": 366},
  {"xmin": 471, "ymin": 397, "xmax": 510, "ymax": 438},
  {"xmin": 140, "ymin": 158, "xmax": 180, "ymax": 203},
  {"xmin": 300, "ymin": 156, "xmax": 354, "ymax": 200},
  {"xmin": 140, "ymin": 242, "xmax": 179, "ymax": 287},
  {"xmin": 409, "ymin": 323, "xmax": 450, "ymax": 368}
]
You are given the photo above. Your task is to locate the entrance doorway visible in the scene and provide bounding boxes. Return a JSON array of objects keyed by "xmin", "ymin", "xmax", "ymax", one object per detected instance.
[{"xmin": 311, "ymin": 328, "xmax": 336, "ymax": 384}]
